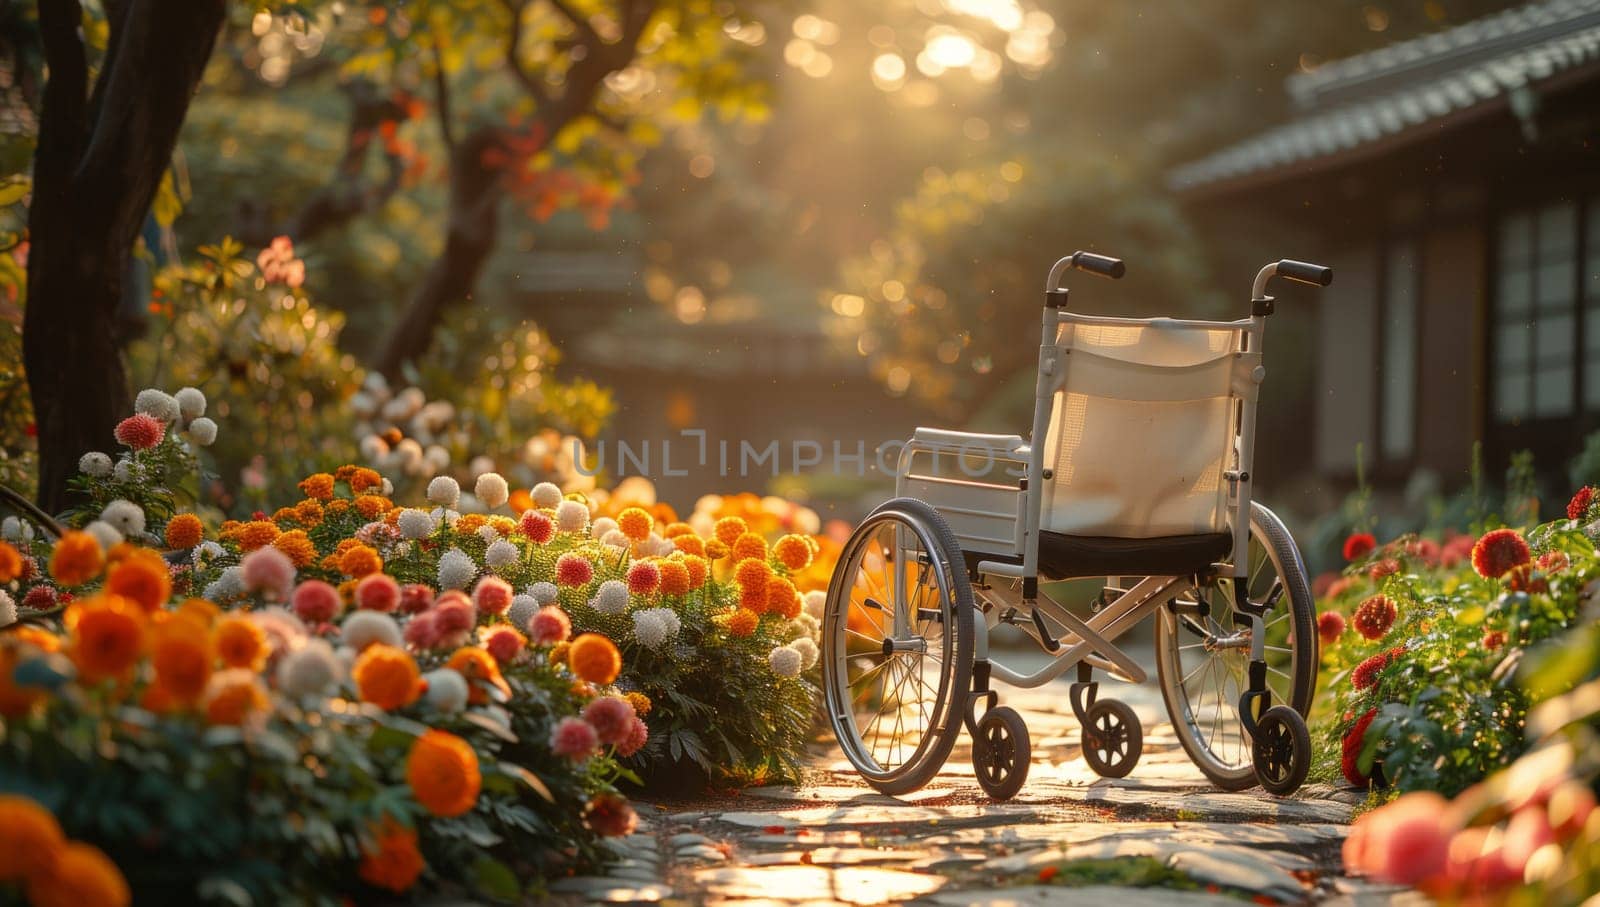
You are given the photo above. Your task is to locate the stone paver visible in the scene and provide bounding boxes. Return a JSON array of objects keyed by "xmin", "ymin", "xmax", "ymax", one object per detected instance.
[{"xmin": 557, "ymin": 659, "xmax": 1391, "ymax": 905}]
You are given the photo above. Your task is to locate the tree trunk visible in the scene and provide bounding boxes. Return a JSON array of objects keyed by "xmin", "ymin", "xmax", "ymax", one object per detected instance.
[
  {"xmin": 25, "ymin": 0, "xmax": 225, "ymax": 513},
  {"xmin": 373, "ymin": 126, "xmax": 504, "ymax": 379}
]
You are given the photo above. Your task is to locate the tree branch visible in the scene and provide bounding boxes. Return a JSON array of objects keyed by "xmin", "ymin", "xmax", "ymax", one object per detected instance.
[
  {"xmin": 431, "ymin": 39, "xmax": 457, "ymax": 154},
  {"xmin": 34, "ymin": 0, "xmax": 89, "ymax": 190},
  {"xmin": 544, "ymin": 0, "xmax": 601, "ymax": 47},
  {"xmin": 498, "ymin": 0, "xmax": 550, "ymax": 108}
]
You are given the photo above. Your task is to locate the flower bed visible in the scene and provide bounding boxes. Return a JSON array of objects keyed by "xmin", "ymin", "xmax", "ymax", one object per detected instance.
[
  {"xmin": 1313, "ymin": 490, "xmax": 1600, "ymax": 901},
  {"xmin": 0, "ymin": 389, "xmax": 830, "ymax": 902}
]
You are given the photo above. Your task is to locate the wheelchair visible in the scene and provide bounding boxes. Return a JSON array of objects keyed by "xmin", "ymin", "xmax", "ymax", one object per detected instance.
[{"xmin": 822, "ymin": 252, "xmax": 1331, "ymax": 800}]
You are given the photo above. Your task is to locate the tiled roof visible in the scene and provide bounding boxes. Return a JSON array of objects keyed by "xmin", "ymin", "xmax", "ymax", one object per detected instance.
[{"xmin": 1169, "ymin": 0, "xmax": 1600, "ymax": 193}]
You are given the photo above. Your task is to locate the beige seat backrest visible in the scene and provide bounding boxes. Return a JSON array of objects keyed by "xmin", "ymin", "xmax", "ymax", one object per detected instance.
[{"xmin": 1040, "ymin": 315, "xmax": 1259, "ymax": 539}]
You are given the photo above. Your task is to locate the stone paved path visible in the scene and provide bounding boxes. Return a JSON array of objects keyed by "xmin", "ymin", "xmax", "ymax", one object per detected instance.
[{"xmin": 552, "ymin": 679, "xmax": 1427, "ymax": 906}]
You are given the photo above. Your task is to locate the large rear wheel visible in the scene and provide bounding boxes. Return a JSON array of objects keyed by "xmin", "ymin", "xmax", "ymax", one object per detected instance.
[
  {"xmin": 1154, "ymin": 502, "xmax": 1316, "ymax": 791},
  {"xmin": 823, "ymin": 498, "xmax": 974, "ymax": 796}
]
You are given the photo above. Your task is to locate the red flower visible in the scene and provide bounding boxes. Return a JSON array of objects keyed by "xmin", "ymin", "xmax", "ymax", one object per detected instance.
[
  {"xmin": 519, "ymin": 510, "xmax": 555, "ymax": 544},
  {"xmin": 1352, "ymin": 646, "xmax": 1404, "ymax": 691},
  {"xmin": 584, "ymin": 793, "xmax": 637, "ymax": 837},
  {"xmin": 1341, "ymin": 708, "xmax": 1382, "ymax": 787},
  {"xmin": 1352, "ymin": 594, "xmax": 1397, "ymax": 641},
  {"xmin": 113, "ymin": 413, "xmax": 164, "ymax": 450},
  {"xmin": 1536, "ymin": 551, "xmax": 1569, "ymax": 574},
  {"xmin": 1343, "ymin": 533, "xmax": 1377, "ymax": 562},
  {"xmin": 1317, "ymin": 611, "xmax": 1346, "ymax": 646},
  {"xmin": 1504, "ymin": 563, "xmax": 1547, "ymax": 594},
  {"xmin": 1404, "ymin": 538, "xmax": 1440, "ymax": 567},
  {"xmin": 626, "ymin": 561, "xmax": 660, "ymax": 595},
  {"xmin": 1470, "ymin": 529, "xmax": 1530, "ymax": 579},
  {"xmin": 1567, "ymin": 486, "xmax": 1595, "ymax": 521},
  {"xmin": 1368, "ymin": 558, "xmax": 1400, "ymax": 581},
  {"xmin": 1481, "ymin": 629, "xmax": 1507, "ymax": 651},
  {"xmin": 555, "ymin": 552, "xmax": 593, "ymax": 587}
]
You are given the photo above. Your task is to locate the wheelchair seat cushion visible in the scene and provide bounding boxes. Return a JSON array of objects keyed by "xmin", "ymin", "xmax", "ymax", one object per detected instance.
[{"xmin": 967, "ymin": 531, "xmax": 1233, "ymax": 580}]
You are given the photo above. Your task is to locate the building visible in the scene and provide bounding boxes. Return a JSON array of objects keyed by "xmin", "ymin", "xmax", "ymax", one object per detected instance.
[{"xmin": 1171, "ymin": 0, "xmax": 1600, "ymax": 488}]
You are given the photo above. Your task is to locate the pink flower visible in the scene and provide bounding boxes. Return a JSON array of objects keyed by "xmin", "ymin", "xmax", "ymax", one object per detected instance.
[
  {"xmin": 617, "ymin": 716, "xmax": 649, "ymax": 757},
  {"xmin": 241, "ymin": 546, "xmax": 296, "ymax": 600},
  {"xmin": 291, "ymin": 580, "xmax": 341, "ymax": 624},
  {"xmin": 399, "ymin": 583, "xmax": 435, "ymax": 614},
  {"xmin": 584, "ymin": 793, "xmax": 638, "ymax": 837},
  {"xmin": 582, "ymin": 695, "xmax": 636, "ymax": 745},
  {"xmin": 114, "ymin": 413, "xmax": 165, "ymax": 450},
  {"xmin": 433, "ymin": 594, "xmax": 476, "ymax": 634},
  {"xmin": 519, "ymin": 510, "xmax": 555, "ymax": 544},
  {"xmin": 550, "ymin": 717, "xmax": 599, "ymax": 761},
  {"xmin": 626, "ymin": 561, "xmax": 660, "ymax": 596},
  {"xmin": 529, "ymin": 606, "xmax": 571, "ymax": 645},
  {"xmin": 1346, "ymin": 792, "xmax": 1451, "ymax": 886},
  {"xmin": 472, "ymin": 576, "xmax": 513, "ymax": 615},
  {"xmin": 355, "ymin": 573, "xmax": 400, "ymax": 612},
  {"xmin": 481, "ymin": 625, "xmax": 525, "ymax": 664},
  {"xmin": 403, "ymin": 611, "xmax": 442, "ymax": 649},
  {"xmin": 555, "ymin": 552, "xmax": 593, "ymax": 587}
]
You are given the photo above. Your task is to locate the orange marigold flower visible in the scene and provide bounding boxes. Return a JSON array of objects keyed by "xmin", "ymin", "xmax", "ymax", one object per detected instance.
[
  {"xmin": 271, "ymin": 507, "xmax": 298, "ymax": 525},
  {"xmin": 624, "ymin": 691, "xmax": 652, "ymax": 717},
  {"xmin": 674, "ymin": 534, "xmax": 706, "ymax": 557},
  {"xmin": 488, "ymin": 515, "xmax": 517, "ymax": 537},
  {"xmin": 299, "ymin": 472, "xmax": 336, "ymax": 501},
  {"xmin": 617, "ymin": 507, "xmax": 653, "ymax": 542},
  {"xmin": 25, "ymin": 840, "xmax": 129, "ymax": 907},
  {"xmin": 213, "ymin": 614, "xmax": 268, "ymax": 671},
  {"xmin": 354, "ymin": 644, "xmax": 423, "ymax": 710},
  {"xmin": 326, "ymin": 499, "xmax": 351, "ymax": 516},
  {"xmin": 349, "ymin": 467, "xmax": 383, "ymax": 493},
  {"xmin": 164, "ymin": 513, "xmax": 205, "ymax": 550},
  {"xmin": 355, "ymin": 495, "xmax": 391, "ymax": 519},
  {"xmin": 0, "ymin": 541, "xmax": 24, "ymax": 582},
  {"xmin": 294, "ymin": 499, "xmax": 324, "ymax": 526},
  {"xmin": 705, "ymin": 539, "xmax": 730, "ymax": 560},
  {"xmin": 658, "ymin": 560, "xmax": 691, "ymax": 596},
  {"xmin": 339, "ymin": 544, "xmax": 383, "ymax": 578},
  {"xmin": 768, "ymin": 576, "xmax": 801, "ymax": 619},
  {"xmin": 714, "ymin": 516, "xmax": 748, "ymax": 546},
  {"xmin": 568, "ymin": 633, "xmax": 622, "ymax": 684},
  {"xmin": 455, "ymin": 514, "xmax": 487, "ymax": 535},
  {"xmin": 549, "ymin": 641, "xmax": 571, "ymax": 666},
  {"xmin": 177, "ymin": 598, "xmax": 221, "ymax": 626},
  {"xmin": 204, "ymin": 669, "xmax": 270, "ymax": 726},
  {"xmin": 735, "ymin": 559, "xmax": 773, "ymax": 611},
  {"xmin": 273, "ymin": 529, "xmax": 318, "ymax": 568},
  {"xmin": 663, "ymin": 521, "xmax": 696, "ymax": 539},
  {"xmin": 732, "ymin": 532, "xmax": 768, "ymax": 564},
  {"xmin": 69, "ymin": 596, "xmax": 145, "ymax": 682},
  {"xmin": 359, "ymin": 819, "xmax": 425, "ymax": 893},
  {"xmin": 150, "ymin": 616, "xmax": 213, "ymax": 706},
  {"xmin": 445, "ymin": 646, "xmax": 511, "ymax": 704},
  {"xmin": 236, "ymin": 520, "xmax": 281, "ymax": 552},
  {"xmin": 49, "ymin": 531, "xmax": 104, "ymax": 587},
  {"xmin": 105, "ymin": 548, "xmax": 171, "ymax": 614},
  {"xmin": 725, "ymin": 608, "xmax": 759, "ymax": 637},
  {"xmin": 683, "ymin": 555, "xmax": 710, "ymax": 589},
  {"xmin": 1471, "ymin": 528, "xmax": 1531, "ymax": 579},
  {"xmin": 406, "ymin": 730, "xmax": 481, "ymax": 817},
  {"xmin": 774, "ymin": 534, "xmax": 814, "ymax": 571},
  {"xmin": 0, "ymin": 794, "xmax": 65, "ymax": 883}
]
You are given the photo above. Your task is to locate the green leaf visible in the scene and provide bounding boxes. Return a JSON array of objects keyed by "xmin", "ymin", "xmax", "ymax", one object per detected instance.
[
  {"xmin": 0, "ymin": 178, "xmax": 30, "ymax": 206},
  {"xmin": 473, "ymin": 857, "xmax": 522, "ymax": 899}
]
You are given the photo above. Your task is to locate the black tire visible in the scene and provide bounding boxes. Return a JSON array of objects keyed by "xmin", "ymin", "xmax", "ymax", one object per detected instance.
[
  {"xmin": 823, "ymin": 497, "xmax": 975, "ymax": 796},
  {"xmin": 973, "ymin": 706, "xmax": 1030, "ymax": 801},
  {"xmin": 1155, "ymin": 501, "xmax": 1316, "ymax": 791},
  {"xmin": 1081, "ymin": 698, "xmax": 1142, "ymax": 779},
  {"xmin": 1253, "ymin": 705, "xmax": 1311, "ymax": 796}
]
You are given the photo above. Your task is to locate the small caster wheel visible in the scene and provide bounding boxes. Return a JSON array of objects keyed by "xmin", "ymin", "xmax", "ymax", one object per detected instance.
[
  {"xmin": 1253, "ymin": 705, "xmax": 1311, "ymax": 796},
  {"xmin": 973, "ymin": 706, "xmax": 1030, "ymax": 801},
  {"xmin": 1082, "ymin": 699, "xmax": 1142, "ymax": 779}
]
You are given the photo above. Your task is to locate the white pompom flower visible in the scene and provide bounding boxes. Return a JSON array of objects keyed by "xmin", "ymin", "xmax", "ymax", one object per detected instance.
[
  {"xmin": 485, "ymin": 539, "xmax": 520, "ymax": 569},
  {"xmin": 437, "ymin": 547, "xmax": 477, "ymax": 590},
  {"xmin": 590, "ymin": 517, "xmax": 618, "ymax": 540},
  {"xmin": 427, "ymin": 475, "xmax": 461, "ymax": 508},
  {"xmin": 475, "ymin": 472, "xmax": 509, "ymax": 509},
  {"xmin": 531, "ymin": 482, "xmax": 563, "ymax": 509},
  {"xmin": 100, "ymin": 499, "xmax": 146, "ymax": 538},
  {"xmin": 341, "ymin": 611, "xmax": 404, "ymax": 651},
  {"xmin": 397, "ymin": 508, "xmax": 435, "ymax": 540},
  {"xmin": 633, "ymin": 610, "xmax": 669, "ymax": 649},
  {"xmin": 1, "ymin": 516, "xmax": 33, "ymax": 543},
  {"xmin": 188, "ymin": 417, "xmax": 218, "ymax": 446},
  {"xmin": 0, "ymin": 590, "xmax": 15, "ymax": 628},
  {"xmin": 555, "ymin": 499, "xmax": 589, "ymax": 534},
  {"xmin": 175, "ymin": 386, "xmax": 207, "ymax": 420},
  {"xmin": 476, "ymin": 525, "xmax": 500, "ymax": 545},
  {"xmin": 79, "ymin": 451, "xmax": 113, "ymax": 477},
  {"xmin": 803, "ymin": 590, "xmax": 827, "ymax": 619},
  {"xmin": 600, "ymin": 530, "xmax": 631, "ymax": 550},
  {"xmin": 528, "ymin": 581, "xmax": 559, "ymax": 605},
  {"xmin": 508, "ymin": 594, "xmax": 540, "ymax": 630},
  {"xmin": 112, "ymin": 460, "xmax": 134, "ymax": 482},
  {"xmin": 590, "ymin": 579, "xmax": 630, "ymax": 615},
  {"xmin": 134, "ymin": 388, "xmax": 180, "ymax": 423},
  {"xmin": 276, "ymin": 639, "xmax": 344, "ymax": 697},
  {"xmin": 423, "ymin": 668, "xmax": 470, "ymax": 713},
  {"xmin": 768, "ymin": 645, "xmax": 803, "ymax": 677},
  {"xmin": 790, "ymin": 636, "xmax": 820, "ymax": 670}
]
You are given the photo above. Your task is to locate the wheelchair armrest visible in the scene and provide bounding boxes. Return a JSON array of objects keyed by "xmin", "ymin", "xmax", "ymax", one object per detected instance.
[{"xmin": 910, "ymin": 428, "xmax": 1027, "ymax": 454}]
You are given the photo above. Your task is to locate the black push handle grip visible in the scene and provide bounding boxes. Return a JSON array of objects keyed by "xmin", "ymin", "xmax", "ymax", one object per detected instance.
[
  {"xmin": 1275, "ymin": 259, "xmax": 1332, "ymax": 287},
  {"xmin": 1072, "ymin": 251, "xmax": 1126, "ymax": 280}
]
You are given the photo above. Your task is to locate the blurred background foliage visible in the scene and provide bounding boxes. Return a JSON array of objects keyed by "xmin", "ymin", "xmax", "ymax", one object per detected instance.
[{"xmin": 0, "ymin": 0, "xmax": 1537, "ymax": 530}]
